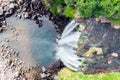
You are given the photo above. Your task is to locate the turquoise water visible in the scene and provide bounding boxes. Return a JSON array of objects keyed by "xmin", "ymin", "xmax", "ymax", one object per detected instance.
[{"xmin": 6, "ymin": 16, "xmax": 57, "ymax": 66}]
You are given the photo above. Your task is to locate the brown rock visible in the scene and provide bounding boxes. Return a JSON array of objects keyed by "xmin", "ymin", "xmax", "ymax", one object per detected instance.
[
  {"xmin": 32, "ymin": 15, "xmax": 38, "ymax": 20},
  {"xmin": 0, "ymin": 0, "xmax": 2, "ymax": 4},
  {"xmin": 24, "ymin": 12, "xmax": 30, "ymax": 18},
  {"xmin": 95, "ymin": 18, "xmax": 101, "ymax": 23},
  {"xmin": 14, "ymin": 71, "xmax": 21, "ymax": 77},
  {"xmin": 9, "ymin": 3, "xmax": 15, "ymax": 9},
  {"xmin": 8, "ymin": 59, "xmax": 12, "ymax": 66}
]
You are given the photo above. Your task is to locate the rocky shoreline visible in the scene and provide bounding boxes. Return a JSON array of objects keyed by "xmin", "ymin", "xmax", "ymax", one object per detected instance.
[
  {"xmin": 0, "ymin": 0, "xmax": 70, "ymax": 33},
  {"xmin": 0, "ymin": 0, "xmax": 68, "ymax": 80},
  {"xmin": 1, "ymin": 0, "xmax": 120, "ymax": 80},
  {"xmin": 0, "ymin": 21, "xmax": 64, "ymax": 80}
]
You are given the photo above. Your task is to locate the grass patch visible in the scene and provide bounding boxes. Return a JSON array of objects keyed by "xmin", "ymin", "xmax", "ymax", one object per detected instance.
[
  {"xmin": 108, "ymin": 19, "xmax": 120, "ymax": 25},
  {"xmin": 56, "ymin": 68, "xmax": 120, "ymax": 80}
]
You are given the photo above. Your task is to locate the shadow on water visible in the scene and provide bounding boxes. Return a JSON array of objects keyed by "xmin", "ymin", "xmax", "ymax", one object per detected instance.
[{"xmin": 6, "ymin": 16, "xmax": 57, "ymax": 67}]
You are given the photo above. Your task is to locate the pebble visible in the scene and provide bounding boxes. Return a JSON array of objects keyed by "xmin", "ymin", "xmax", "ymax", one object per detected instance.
[
  {"xmin": 6, "ymin": 39, "xmax": 10, "ymax": 42},
  {"xmin": 22, "ymin": 78, "xmax": 26, "ymax": 80},
  {"xmin": 1, "ymin": 52, "xmax": 4, "ymax": 56},
  {"xmin": 2, "ymin": 21, "xmax": 7, "ymax": 25},
  {"xmin": 18, "ymin": 0, "xmax": 24, "ymax": 5},
  {"xmin": 46, "ymin": 73, "xmax": 50, "ymax": 77},
  {"xmin": 110, "ymin": 52, "xmax": 118, "ymax": 57},
  {"xmin": 6, "ymin": 50, "xmax": 10, "ymax": 54},
  {"xmin": 95, "ymin": 18, "xmax": 101, "ymax": 23},
  {"xmin": 3, "ymin": 6, "xmax": 8, "ymax": 11},
  {"xmin": 7, "ymin": 59, "xmax": 12, "ymax": 66},
  {"xmin": 32, "ymin": 15, "xmax": 38, "ymax": 20},
  {"xmin": 108, "ymin": 60, "xmax": 112, "ymax": 64},
  {"xmin": 15, "ymin": 51, "xmax": 19, "ymax": 55},
  {"xmin": 10, "ymin": 49, "xmax": 14, "ymax": 52},
  {"xmin": 1, "ymin": 1, "xmax": 9, "ymax": 6},
  {"xmin": 31, "ymin": 0, "xmax": 36, "ymax": 3},
  {"xmin": 15, "ymin": 58, "xmax": 18, "ymax": 61},
  {"xmin": 17, "ymin": 14, "xmax": 22, "ymax": 18},
  {"xmin": 41, "ymin": 73, "xmax": 46, "ymax": 78},
  {"xmin": 19, "ymin": 61, "xmax": 23, "ymax": 64},
  {"xmin": 42, "ymin": 66, "xmax": 46, "ymax": 72},
  {"xmin": 14, "ymin": 4, "xmax": 18, "ymax": 8},
  {"xmin": 0, "ymin": 0, "xmax": 2, "ymax": 4},
  {"xmin": 24, "ymin": 12, "xmax": 30, "ymax": 18},
  {"xmin": 22, "ymin": 7, "xmax": 27, "ymax": 12},
  {"xmin": 79, "ymin": 24, "xmax": 85, "ymax": 32},
  {"xmin": 0, "ymin": 7, "xmax": 3, "ymax": 16},
  {"xmin": 11, "ymin": 62, "xmax": 15, "ymax": 67},
  {"xmin": 9, "ymin": 8, "xmax": 14, "ymax": 14},
  {"xmin": 5, "ymin": 11, "xmax": 11, "ymax": 17},
  {"xmin": 14, "ymin": 71, "xmax": 21, "ymax": 77},
  {"xmin": 9, "ymin": 3, "xmax": 15, "ymax": 9}
]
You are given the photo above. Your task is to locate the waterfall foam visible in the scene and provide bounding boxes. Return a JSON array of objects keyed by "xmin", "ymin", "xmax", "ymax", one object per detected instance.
[{"xmin": 56, "ymin": 20, "xmax": 85, "ymax": 71}]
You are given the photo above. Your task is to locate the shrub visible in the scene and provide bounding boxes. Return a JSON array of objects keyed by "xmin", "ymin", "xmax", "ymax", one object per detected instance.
[{"xmin": 43, "ymin": 0, "xmax": 120, "ymax": 20}]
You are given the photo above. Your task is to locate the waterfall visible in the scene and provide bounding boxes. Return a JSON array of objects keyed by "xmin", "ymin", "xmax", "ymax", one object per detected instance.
[{"xmin": 56, "ymin": 19, "xmax": 85, "ymax": 71}]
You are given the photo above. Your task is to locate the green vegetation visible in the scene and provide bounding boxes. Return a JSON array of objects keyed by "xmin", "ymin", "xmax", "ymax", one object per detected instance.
[
  {"xmin": 43, "ymin": 1, "xmax": 120, "ymax": 79},
  {"xmin": 43, "ymin": 0, "xmax": 120, "ymax": 20},
  {"xmin": 56, "ymin": 68, "xmax": 120, "ymax": 80},
  {"xmin": 109, "ymin": 18, "xmax": 120, "ymax": 25}
]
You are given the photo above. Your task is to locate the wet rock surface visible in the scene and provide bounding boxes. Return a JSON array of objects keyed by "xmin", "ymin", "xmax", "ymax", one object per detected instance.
[
  {"xmin": 77, "ymin": 18, "xmax": 120, "ymax": 73},
  {"xmin": 78, "ymin": 19, "xmax": 120, "ymax": 55}
]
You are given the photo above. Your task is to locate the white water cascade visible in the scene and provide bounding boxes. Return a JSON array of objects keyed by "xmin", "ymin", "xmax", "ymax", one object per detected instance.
[{"xmin": 56, "ymin": 19, "xmax": 85, "ymax": 71}]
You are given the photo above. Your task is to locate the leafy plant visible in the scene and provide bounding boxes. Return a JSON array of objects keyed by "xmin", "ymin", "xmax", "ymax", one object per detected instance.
[
  {"xmin": 43, "ymin": 0, "xmax": 120, "ymax": 20},
  {"xmin": 64, "ymin": 6, "xmax": 75, "ymax": 18},
  {"xmin": 76, "ymin": 0, "xmax": 97, "ymax": 18},
  {"xmin": 43, "ymin": 0, "xmax": 65, "ymax": 15}
]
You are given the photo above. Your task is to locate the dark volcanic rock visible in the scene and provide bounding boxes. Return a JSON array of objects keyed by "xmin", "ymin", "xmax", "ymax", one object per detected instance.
[
  {"xmin": 77, "ymin": 19, "xmax": 120, "ymax": 74},
  {"xmin": 78, "ymin": 19, "xmax": 120, "ymax": 55},
  {"xmin": 0, "ymin": 27, "xmax": 3, "ymax": 32},
  {"xmin": 0, "ymin": 0, "xmax": 69, "ymax": 32}
]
